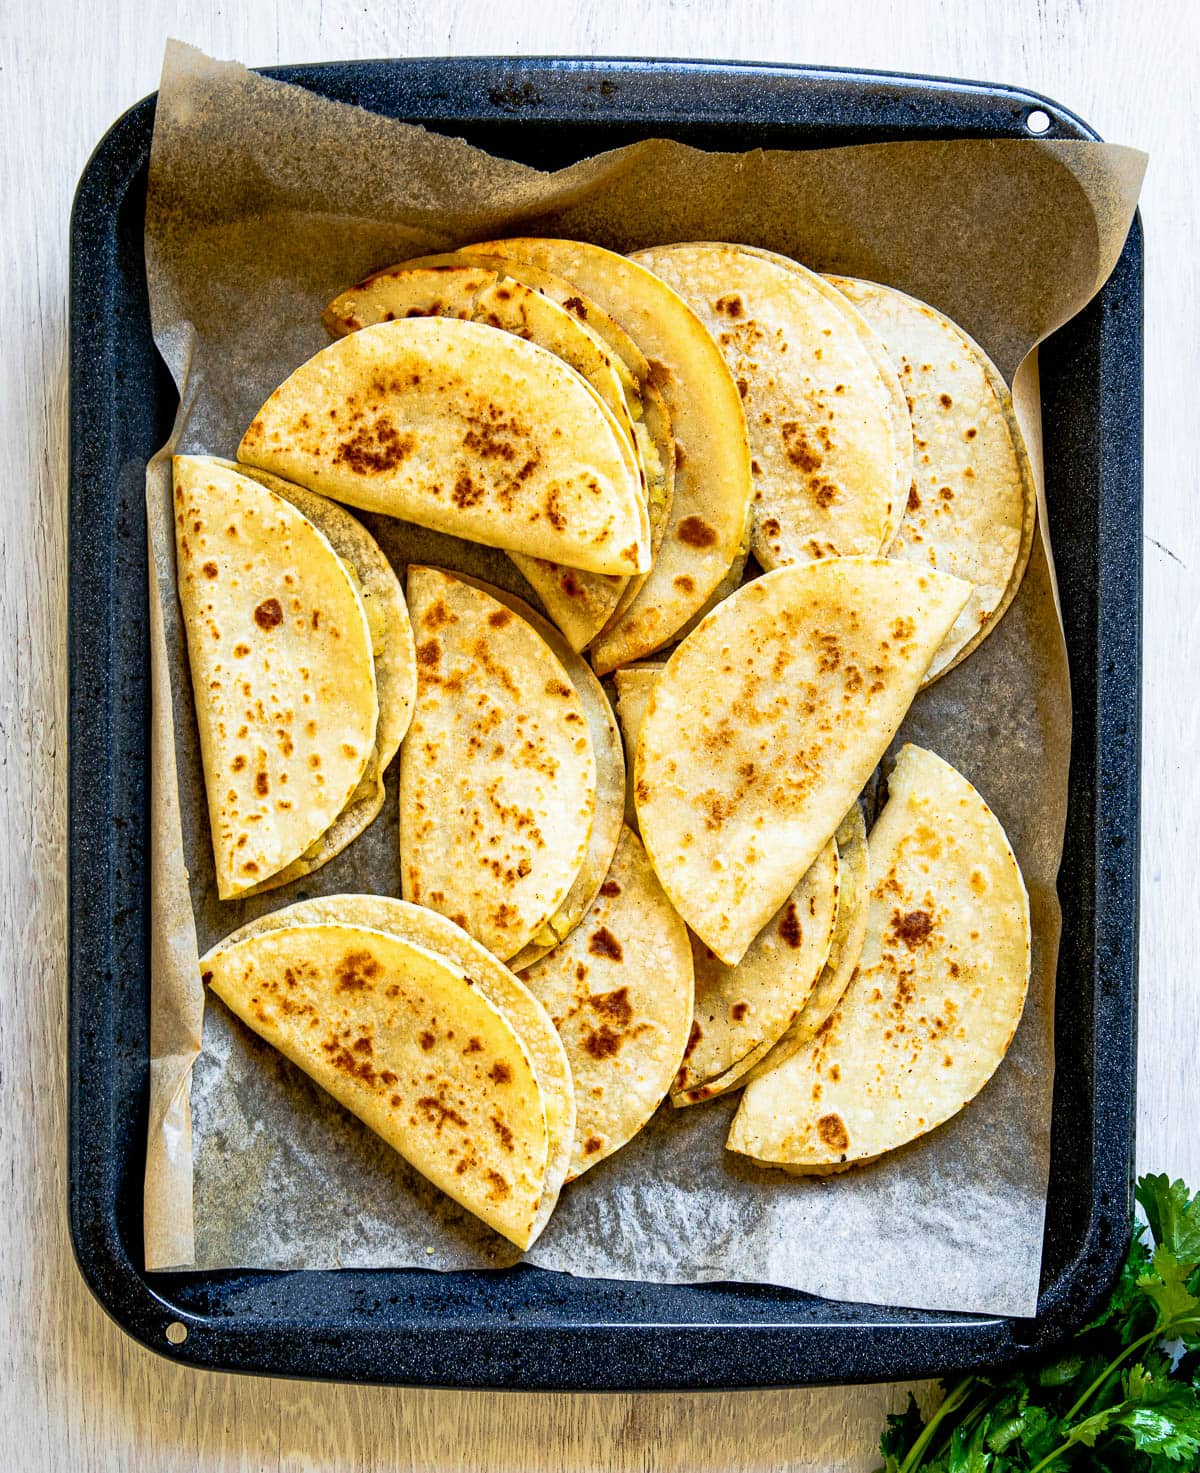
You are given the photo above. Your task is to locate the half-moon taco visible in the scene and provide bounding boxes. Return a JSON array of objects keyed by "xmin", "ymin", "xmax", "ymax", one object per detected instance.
[
  {"xmin": 728, "ymin": 745, "xmax": 1030, "ymax": 1171},
  {"xmin": 635, "ymin": 557, "xmax": 970, "ymax": 965},
  {"xmin": 400, "ymin": 566, "xmax": 598, "ymax": 962},
  {"xmin": 827, "ymin": 276, "xmax": 1037, "ymax": 682},
  {"xmin": 238, "ymin": 317, "xmax": 649, "ymax": 576},
  {"xmin": 213, "ymin": 894, "xmax": 575, "ymax": 1246},
  {"xmin": 520, "ymin": 827, "xmax": 694, "ymax": 1180},
  {"xmin": 174, "ymin": 456, "xmax": 410, "ymax": 898},
  {"xmin": 202, "ymin": 922, "xmax": 550, "ymax": 1247}
]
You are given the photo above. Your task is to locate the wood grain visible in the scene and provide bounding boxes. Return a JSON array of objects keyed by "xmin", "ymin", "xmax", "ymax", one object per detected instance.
[{"xmin": 2, "ymin": 0, "xmax": 1195, "ymax": 1467}]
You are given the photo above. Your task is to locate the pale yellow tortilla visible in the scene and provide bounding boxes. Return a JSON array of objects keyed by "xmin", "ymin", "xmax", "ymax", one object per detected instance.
[
  {"xmin": 218, "ymin": 461, "xmax": 415, "ymax": 894},
  {"xmin": 173, "ymin": 456, "xmax": 378, "ymax": 899},
  {"xmin": 635, "ymin": 557, "xmax": 970, "ymax": 965},
  {"xmin": 463, "ymin": 239, "xmax": 752, "ymax": 671},
  {"xmin": 827, "ymin": 276, "xmax": 1036, "ymax": 682},
  {"xmin": 397, "ymin": 249, "xmax": 679, "ymax": 638},
  {"xmin": 324, "ymin": 263, "xmax": 647, "ymax": 650},
  {"xmin": 202, "ymin": 923, "xmax": 549, "ymax": 1248},
  {"xmin": 728, "ymin": 744, "xmax": 1031, "ymax": 1170},
  {"xmin": 632, "ymin": 244, "xmax": 904, "ymax": 569},
  {"xmin": 521, "ymin": 827, "xmax": 694, "ymax": 1180},
  {"xmin": 212, "ymin": 894, "xmax": 575, "ymax": 1247},
  {"xmin": 743, "ymin": 803, "xmax": 871, "ymax": 1084},
  {"xmin": 672, "ymin": 837, "xmax": 840, "ymax": 1105},
  {"xmin": 467, "ymin": 579, "xmax": 624, "ymax": 974},
  {"xmin": 612, "ymin": 663, "xmax": 666, "ymax": 827},
  {"xmin": 238, "ymin": 317, "xmax": 648, "ymax": 577},
  {"xmin": 400, "ymin": 567, "xmax": 597, "ymax": 962}
]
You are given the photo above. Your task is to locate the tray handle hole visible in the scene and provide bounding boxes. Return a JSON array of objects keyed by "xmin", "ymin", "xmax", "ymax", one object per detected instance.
[
  {"xmin": 165, "ymin": 1321, "xmax": 188, "ymax": 1346},
  {"xmin": 1025, "ymin": 109, "xmax": 1052, "ymax": 135}
]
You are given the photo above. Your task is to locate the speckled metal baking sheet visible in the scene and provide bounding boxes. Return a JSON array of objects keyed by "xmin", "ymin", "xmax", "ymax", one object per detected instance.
[{"xmin": 68, "ymin": 57, "xmax": 1141, "ymax": 1390}]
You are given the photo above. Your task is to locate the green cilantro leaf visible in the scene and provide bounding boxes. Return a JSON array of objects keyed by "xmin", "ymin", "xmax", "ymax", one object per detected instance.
[{"xmin": 1136, "ymin": 1176, "xmax": 1200, "ymax": 1264}]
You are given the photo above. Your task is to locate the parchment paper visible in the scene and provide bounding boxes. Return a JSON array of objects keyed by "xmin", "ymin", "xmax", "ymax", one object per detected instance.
[{"xmin": 142, "ymin": 41, "xmax": 1144, "ymax": 1315}]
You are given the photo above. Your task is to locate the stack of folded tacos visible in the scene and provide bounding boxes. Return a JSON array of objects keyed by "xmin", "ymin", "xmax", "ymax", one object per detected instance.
[{"xmin": 173, "ymin": 235, "xmax": 1038, "ymax": 1246}]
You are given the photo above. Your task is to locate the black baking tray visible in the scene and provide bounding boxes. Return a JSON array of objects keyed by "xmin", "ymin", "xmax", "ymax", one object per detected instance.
[{"xmin": 68, "ymin": 57, "xmax": 1142, "ymax": 1391}]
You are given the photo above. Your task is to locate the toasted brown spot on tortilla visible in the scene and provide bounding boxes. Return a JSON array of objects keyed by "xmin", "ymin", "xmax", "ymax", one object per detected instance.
[
  {"xmin": 334, "ymin": 950, "xmax": 381, "ymax": 993},
  {"xmin": 417, "ymin": 1096, "xmax": 468, "ymax": 1132},
  {"xmin": 599, "ymin": 880, "xmax": 622, "ymax": 897},
  {"xmin": 891, "ymin": 909, "xmax": 934, "ymax": 947},
  {"xmin": 487, "ymin": 608, "xmax": 513, "ymax": 628},
  {"xmin": 817, "ymin": 1113, "xmax": 850, "ymax": 1151},
  {"xmin": 677, "ymin": 515, "xmax": 717, "ymax": 548},
  {"xmin": 588, "ymin": 926, "xmax": 624, "ymax": 962},
  {"xmin": 418, "ymin": 1030, "xmax": 436, "ymax": 1051},
  {"xmin": 731, "ymin": 1001, "xmax": 749, "ymax": 1021},
  {"xmin": 254, "ymin": 771, "xmax": 269, "ymax": 796},
  {"xmin": 781, "ymin": 421, "xmax": 823, "ymax": 473},
  {"xmin": 334, "ymin": 419, "xmax": 416, "ymax": 475},
  {"xmin": 779, "ymin": 902, "xmax": 804, "ymax": 949},
  {"xmin": 583, "ymin": 1135, "xmax": 604, "ymax": 1155},
  {"xmin": 416, "ymin": 638, "xmax": 441, "ymax": 667},
  {"xmin": 582, "ymin": 1024, "xmax": 624, "ymax": 1060},
  {"xmin": 907, "ymin": 487, "xmax": 921, "ymax": 512},
  {"xmin": 939, "ymin": 393, "xmax": 953, "ymax": 408},
  {"xmin": 674, "ymin": 574, "xmax": 696, "ymax": 593},
  {"xmin": 422, "ymin": 599, "xmax": 454, "ymax": 631},
  {"xmin": 451, "ymin": 471, "xmax": 485, "ymax": 508},
  {"xmin": 253, "ymin": 597, "xmax": 283, "ymax": 630}
]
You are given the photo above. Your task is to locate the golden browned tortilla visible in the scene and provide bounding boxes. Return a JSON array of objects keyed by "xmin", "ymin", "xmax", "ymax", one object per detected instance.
[
  {"xmin": 521, "ymin": 827, "xmax": 694, "ymax": 1179},
  {"xmin": 728, "ymin": 745, "xmax": 1031, "ymax": 1171},
  {"xmin": 400, "ymin": 567, "xmax": 597, "ymax": 962},
  {"xmin": 391, "ymin": 248, "xmax": 679, "ymax": 645},
  {"xmin": 323, "ymin": 262, "xmax": 649, "ymax": 650},
  {"xmin": 743, "ymin": 803, "xmax": 871, "ymax": 1083},
  {"xmin": 671, "ymin": 837, "xmax": 840, "ymax": 1105},
  {"xmin": 220, "ymin": 461, "xmax": 416, "ymax": 894},
  {"xmin": 827, "ymin": 276, "xmax": 1037, "ymax": 682},
  {"xmin": 635, "ymin": 557, "xmax": 970, "ymax": 965},
  {"xmin": 238, "ymin": 317, "xmax": 648, "ymax": 576},
  {"xmin": 173, "ymin": 456, "xmax": 380, "ymax": 899},
  {"xmin": 213, "ymin": 894, "xmax": 575, "ymax": 1246},
  {"xmin": 462, "ymin": 238, "xmax": 752, "ymax": 671},
  {"xmin": 631, "ymin": 244, "xmax": 907, "ymax": 569},
  {"xmin": 203, "ymin": 922, "xmax": 550, "ymax": 1247}
]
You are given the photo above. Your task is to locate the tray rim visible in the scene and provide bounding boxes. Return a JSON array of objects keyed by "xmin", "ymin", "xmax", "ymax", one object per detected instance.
[{"xmin": 67, "ymin": 53, "xmax": 1141, "ymax": 1392}]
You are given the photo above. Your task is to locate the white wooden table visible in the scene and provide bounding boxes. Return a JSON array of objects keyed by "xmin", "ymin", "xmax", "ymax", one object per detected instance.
[{"xmin": 3, "ymin": 1, "xmax": 1195, "ymax": 1467}]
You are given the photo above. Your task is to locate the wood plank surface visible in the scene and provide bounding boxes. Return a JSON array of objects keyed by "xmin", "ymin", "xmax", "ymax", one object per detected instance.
[{"xmin": 1, "ymin": 1, "xmax": 1195, "ymax": 1467}]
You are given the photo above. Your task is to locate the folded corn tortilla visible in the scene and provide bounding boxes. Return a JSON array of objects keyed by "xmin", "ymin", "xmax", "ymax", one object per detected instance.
[
  {"xmin": 213, "ymin": 894, "xmax": 575, "ymax": 1246},
  {"xmin": 173, "ymin": 456, "xmax": 382, "ymax": 898},
  {"xmin": 632, "ymin": 244, "xmax": 907, "ymax": 569},
  {"xmin": 635, "ymin": 557, "xmax": 970, "ymax": 965},
  {"xmin": 218, "ymin": 460, "xmax": 416, "ymax": 893},
  {"xmin": 202, "ymin": 922, "xmax": 549, "ymax": 1247},
  {"xmin": 521, "ymin": 827, "xmax": 694, "ymax": 1180},
  {"xmin": 400, "ymin": 566, "xmax": 597, "ymax": 962},
  {"xmin": 672, "ymin": 837, "xmax": 840, "ymax": 1105},
  {"xmin": 238, "ymin": 317, "xmax": 649, "ymax": 576},
  {"xmin": 728, "ymin": 744, "xmax": 1031, "ymax": 1170},
  {"xmin": 463, "ymin": 238, "xmax": 752, "ymax": 671},
  {"xmin": 827, "ymin": 276, "xmax": 1037, "ymax": 682}
]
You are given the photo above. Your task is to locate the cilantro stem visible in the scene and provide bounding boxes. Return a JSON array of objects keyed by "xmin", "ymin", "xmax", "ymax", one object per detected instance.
[
  {"xmin": 1025, "ymin": 1432, "xmax": 1081, "ymax": 1473},
  {"xmin": 897, "ymin": 1375, "xmax": 976, "ymax": 1473},
  {"xmin": 1062, "ymin": 1314, "xmax": 1200, "ymax": 1423}
]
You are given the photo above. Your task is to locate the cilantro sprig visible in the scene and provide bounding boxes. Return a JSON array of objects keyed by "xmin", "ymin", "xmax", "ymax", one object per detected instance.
[{"xmin": 878, "ymin": 1175, "xmax": 1200, "ymax": 1473}]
